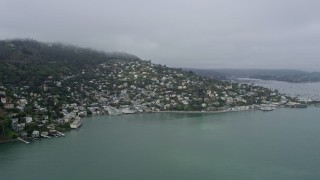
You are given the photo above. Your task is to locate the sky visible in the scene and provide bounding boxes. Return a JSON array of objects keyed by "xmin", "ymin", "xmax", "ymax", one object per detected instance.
[{"xmin": 1, "ymin": 0, "xmax": 320, "ymax": 71}]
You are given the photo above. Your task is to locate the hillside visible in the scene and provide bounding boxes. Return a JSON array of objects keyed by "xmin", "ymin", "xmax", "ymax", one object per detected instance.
[
  {"xmin": 0, "ymin": 39, "xmax": 284, "ymax": 140},
  {"xmin": 0, "ymin": 39, "xmax": 140, "ymax": 85}
]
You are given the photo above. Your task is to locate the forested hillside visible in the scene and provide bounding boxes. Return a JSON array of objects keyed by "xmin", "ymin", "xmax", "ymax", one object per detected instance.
[{"xmin": 0, "ymin": 39, "xmax": 140, "ymax": 85}]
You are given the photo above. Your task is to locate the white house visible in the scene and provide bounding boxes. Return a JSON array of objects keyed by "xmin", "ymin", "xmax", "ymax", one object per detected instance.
[
  {"xmin": 26, "ymin": 117, "xmax": 33, "ymax": 123},
  {"xmin": 0, "ymin": 97, "xmax": 6, "ymax": 104},
  {"xmin": 32, "ymin": 131, "xmax": 40, "ymax": 138}
]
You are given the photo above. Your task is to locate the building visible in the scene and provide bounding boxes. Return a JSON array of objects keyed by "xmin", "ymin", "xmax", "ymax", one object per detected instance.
[
  {"xmin": 4, "ymin": 103, "xmax": 14, "ymax": 109},
  {"xmin": 25, "ymin": 117, "xmax": 33, "ymax": 123},
  {"xmin": 0, "ymin": 96, "xmax": 6, "ymax": 104},
  {"xmin": 32, "ymin": 131, "xmax": 40, "ymax": 138}
]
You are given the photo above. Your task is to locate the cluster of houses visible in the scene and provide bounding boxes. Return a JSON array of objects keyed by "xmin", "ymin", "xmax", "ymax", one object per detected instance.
[
  {"xmin": 0, "ymin": 59, "xmax": 289, "ymax": 139},
  {"xmin": 54, "ymin": 60, "xmax": 290, "ymax": 116}
]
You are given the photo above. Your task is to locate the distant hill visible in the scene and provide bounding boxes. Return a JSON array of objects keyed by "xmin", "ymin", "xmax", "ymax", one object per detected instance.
[
  {"xmin": 189, "ymin": 69, "xmax": 320, "ymax": 83},
  {"xmin": 184, "ymin": 68, "xmax": 227, "ymax": 80}
]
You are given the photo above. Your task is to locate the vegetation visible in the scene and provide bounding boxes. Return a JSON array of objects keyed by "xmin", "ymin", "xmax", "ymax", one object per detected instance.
[{"xmin": 0, "ymin": 39, "xmax": 140, "ymax": 85}]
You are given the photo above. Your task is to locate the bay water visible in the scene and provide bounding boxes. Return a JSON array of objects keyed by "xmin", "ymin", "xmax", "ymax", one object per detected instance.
[{"xmin": 1, "ymin": 107, "xmax": 320, "ymax": 180}]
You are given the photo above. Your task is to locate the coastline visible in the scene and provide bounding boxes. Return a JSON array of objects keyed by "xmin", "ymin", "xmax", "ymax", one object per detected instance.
[
  {"xmin": 156, "ymin": 109, "xmax": 254, "ymax": 114},
  {"xmin": 2, "ymin": 106, "xmax": 319, "ymax": 179},
  {"xmin": 3, "ymin": 106, "xmax": 312, "ymax": 145},
  {"xmin": 0, "ymin": 138, "xmax": 17, "ymax": 144}
]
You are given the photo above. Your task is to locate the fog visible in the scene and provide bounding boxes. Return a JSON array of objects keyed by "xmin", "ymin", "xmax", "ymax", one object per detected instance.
[{"xmin": 1, "ymin": 0, "xmax": 320, "ymax": 70}]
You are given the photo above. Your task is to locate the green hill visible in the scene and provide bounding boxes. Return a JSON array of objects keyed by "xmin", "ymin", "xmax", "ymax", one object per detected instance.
[{"xmin": 0, "ymin": 39, "xmax": 140, "ymax": 85}]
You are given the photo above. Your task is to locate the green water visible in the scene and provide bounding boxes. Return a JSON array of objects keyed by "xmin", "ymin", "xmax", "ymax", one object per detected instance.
[{"xmin": 1, "ymin": 108, "xmax": 320, "ymax": 180}]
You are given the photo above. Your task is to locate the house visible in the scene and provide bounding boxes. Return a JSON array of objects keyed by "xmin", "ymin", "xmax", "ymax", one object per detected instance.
[
  {"xmin": 63, "ymin": 114, "xmax": 76, "ymax": 123},
  {"xmin": 78, "ymin": 111, "xmax": 87, "ymax": 117},
  {"xmin": 46, "ymin": 124, "xmax": 55, "ymax": 130},
  {"xmin": 181, "ymin": 100, "xmax": 189, "ymax": 105},
  {"xmin": 226, "ymin": 97, "xmax": 234, "ymax": 105},
  {"xmin": 14, "ymin": 123, "xmax": 25, "ymax": 133},
  {"xmin": 32, "ymin": 131, "xmax": 40, "ymax": 138},
  {"xmin": 56, "ymin": 81, "xmax": 62, "ymax": 87},
  {"xmin": 0, "ymin": 97, "xmax": 6, "ymax": 104},
  {"xmin": 55, "ymin": 119, "xmax": 64, "ymax": 124},
  {"xmin": 4, "ymin": 103, "xmax": 14, "ymax": 109},
  {"xmin": 25, "ymin": 117, "xmax": 33, "ymax": 123},
  {"xmin": 20, "ymin": 131, "xmax": 28, "ymax": 138},
  {"xmin": 41, "ymin": 131, "xmax": 49, "ymax": 137},
  {"xmin": 18, "ymin": 98, "xmax": 28, "ymax": 106},
  {"xmin": 0, "ymin": 91, "xmax": 5, "ymax": 96},
  {"xmin": 42, "ymin": 119, "xmax": 49, "ymax": 124},
  {"xmin": 11, "ymin": 118, "xmax": 18, "ymax": 123},
  {"xmin": 11, "ymin": 118, "xmax": 18, "ymax": 130}
]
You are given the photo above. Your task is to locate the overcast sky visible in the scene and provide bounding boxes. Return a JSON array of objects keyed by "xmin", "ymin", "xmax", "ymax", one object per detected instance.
[{"xmin": 1, "ymin": 0, "xmax": 320, "ymax": 70}]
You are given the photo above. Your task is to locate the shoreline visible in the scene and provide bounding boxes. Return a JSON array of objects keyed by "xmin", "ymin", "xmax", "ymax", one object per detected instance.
[
  {"xmin": 0, "ymin": 138, "xmax": 17, "ymax": 144},
  {"xmin": 155, "ymin": 109, "xmax": 253, "ymax": 114},
  {"xmin": 2, "ymin": 106, "xmax": 313, "ymax": 145}
]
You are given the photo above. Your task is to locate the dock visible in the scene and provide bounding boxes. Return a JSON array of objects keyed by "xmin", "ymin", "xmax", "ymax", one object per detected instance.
[
  {"xmin": 41, "ymin": 134, "xmax": 51, "ymax": 139},
  {"xmin": 18, "ymin": 138, "xmax": 30, "ymax": 144},
  {"xmin": 57, "ymin": 131, "xmax": 65, "ymax": 137}
]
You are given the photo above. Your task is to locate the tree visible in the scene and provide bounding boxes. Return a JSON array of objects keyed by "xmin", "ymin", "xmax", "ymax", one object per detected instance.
[{"xmin": 0, "ymin": 118, "xmax": 11, "ymax": 135}]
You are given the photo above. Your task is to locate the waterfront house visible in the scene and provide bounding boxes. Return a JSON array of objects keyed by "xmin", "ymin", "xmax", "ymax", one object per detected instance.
[
  {"xmin": 63, "ymin": 115, "xmax": 72, "ymax": 123},
  {"xmin": 41, "ymin": 131, "xmax": 49, "ymax": 137},
  {"xmin": 32, "ymin": 131, "xmax": 40, "ymax": 138},
  {"xmin": 20, "ymin": 131, "xmax": 28, "ymax": 138}
]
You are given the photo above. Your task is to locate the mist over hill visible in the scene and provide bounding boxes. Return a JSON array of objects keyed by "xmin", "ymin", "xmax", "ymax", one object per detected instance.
[{"xmin": 0, "ymin": 39, "xmax": 140, "ymax": 85}]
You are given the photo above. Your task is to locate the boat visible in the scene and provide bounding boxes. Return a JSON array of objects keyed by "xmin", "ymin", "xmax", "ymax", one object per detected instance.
[
  {"xmin": 70, "ymin": 117, "xmax": 82, "ymax": 129},
  {"xmin": 291, "ymin": 104, "xmax": 307, "ymax": 108},
  {"xmin": 57, "ymin": 131, "xmax": 66, "ymax": 137},
  {"xmin": 261, "ymin": 107, "xmax": 274, "ymax": 111}
]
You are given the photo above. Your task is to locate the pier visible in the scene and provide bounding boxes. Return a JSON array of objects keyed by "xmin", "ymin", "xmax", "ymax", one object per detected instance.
[
  {"xmin": 41, "ymin": 134, "xmax": 51, "ymax": 139},
  {"xmin": 18, "ymin": 138, "xmax": 30, "ymax": 144},
  {"xmin": 57, "ymin": 131, "xmax": 66, "ymax": 137}
]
